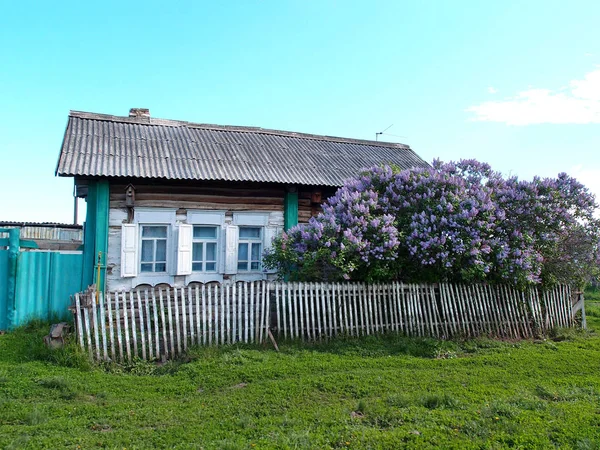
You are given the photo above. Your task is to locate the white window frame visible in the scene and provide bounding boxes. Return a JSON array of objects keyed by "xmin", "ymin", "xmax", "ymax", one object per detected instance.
[
  {"xmin": 237, "ymin": 226, "xmax": 263, "ymax": 273},
  {"xmin": 191, "ymin": 225, "xmax": 219, "ymax": 272},
  {"xmin": 185, "ymin": 210, "xmax": 226, "ymax": 284},
  {"xmin": 231, "ymin": 212, "xmax": 273, "ymax": 281},
  {"xmin": 139, "ymin": 224, "xmax": 169, "ymax": 274},
  {"xmin": 132, "ymin": 208, "xmax": 176, "ymax": 286}
]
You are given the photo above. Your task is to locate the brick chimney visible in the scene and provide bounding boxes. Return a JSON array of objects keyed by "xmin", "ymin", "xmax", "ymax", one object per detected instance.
[{"xmin": 129, "ymin": 108, "xmax": 150, "ymax": 118}]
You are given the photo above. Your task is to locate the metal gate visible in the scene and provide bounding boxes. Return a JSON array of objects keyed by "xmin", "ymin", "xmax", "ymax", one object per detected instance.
[{"xmin": 0, "ymin": 228, "xmax": 83, "ymax": 330}]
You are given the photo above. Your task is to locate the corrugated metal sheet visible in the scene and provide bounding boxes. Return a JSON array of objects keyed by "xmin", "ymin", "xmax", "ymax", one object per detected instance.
[
  {"xmin": 0, "ymin": 251, "xmax": 8, "ymax": 329},
  {"xmin": 11, "ymin": 252, "xmax": 83, "ymax": 327},
  {"xmin": 0, "ymin": 224, "xmax": 82, "ymax": 242},
  {"xmin": 56, "ymin": 111, "xmax": 430, "ymax": 186}
]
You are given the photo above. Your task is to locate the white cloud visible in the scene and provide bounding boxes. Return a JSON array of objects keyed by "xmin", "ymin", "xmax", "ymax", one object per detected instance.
[
  {"xmin": 487, "ymin": 86, "xmax": 498, "ymax": 94},
  {"xmin": 569, "ymin": 165, "xmax": 600, "ymax": 210},
  {"xmin": 467, "ymin": 68, "xmax": 600, "ymax": 125}
]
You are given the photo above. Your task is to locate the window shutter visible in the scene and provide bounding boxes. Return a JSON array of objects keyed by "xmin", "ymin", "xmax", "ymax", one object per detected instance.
[
  {"xmin": 263, "ymin": 226, "xmax": 281, "ymax": 273},
  {"xmin": 177, "ymin": 224, "xmax": 193, "ymax": 276},
  {"xmin": 121, "ymin": 224, "xmax": 138, "ymax": 278},
  {"xmin": 224, "ymin": 224, "xmax": 239, "ymax": 274}
]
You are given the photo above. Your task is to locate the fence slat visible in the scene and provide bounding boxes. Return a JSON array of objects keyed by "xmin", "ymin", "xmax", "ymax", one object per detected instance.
[
  {"xmin": 115, "ymin": 292, "xmax": 124, "ymax": 362},
  {"xmin": 226, "ymin": 283, "xmax": 231, "ymax": 345},
  {"xmin": 250, "ymin": 281, "xmax": 257, "ymax": 342},
  {"xmin": 324, "ymin": 283, "xmax": 331, "ymax": 338},
  {"xmin": 484, "ymin": 284, "xmax": 501, "ymax": 337},
  {"xmin": 122, "ymin": 292, "xmax": 132, "ymax": 361},
  {"xmin": 188, "ymin": 286, "xmax": 195, "ymax": 348},
  {"xmin": 91, "ymin": 297, "xmax": 101, "ymax": 361},
  {"xmin": 74, "ymin": 294, "xmax": 85, "ymax": 351},
  {"xmin": 195, "ymin": 285, "xmax": 201, "ymax": 346},
  {"xmin": 288, "ymin": 283, "xmax": 302, "ymax": 339},
  {"xmin": 399, "ymin": 283, "xmax": 409, "ymax": 336},
  {"xmin": 279, "ymin": 283, "xmax": 286, "ymax": 339},
  {"xmin": 503, "ymin": 285, "xmax": 519, "ymax": 338},
  {"xmin": 136, "ymin": 291, "xmax": 146, "ymax": 360},
  {"xmin": 83, "ymin": 306, "xmax": 93, "ymax": 359},
  {"xmin": 98, "ymin": 292, "xmax": 108, "ymax": 360},
  {"xmin": 262, "ymin": 281, "xmax": 269, "ymax": 342},
  {"xmin": 258, "ymin": 281, "xmax": 264, "ymax": 343},
  {"xmin": 358, "ymin": 283, "xmax": 370, "ymax": 335},
  {"xmin": 107, "ymin": 292, "xmax": 116, "ymax": 361},
  {"xmin": 561, "ymin": 285, "xmax": 570, "ymax": 327},
  {"xmin": 236, "ymin": 283, "xmax": 241, "ymax": 344},
  {"xmin": 423, "ymin": 284, "xmax": 436, "ymax": 337},
  {"xmin": 242, "ymin": 283, "xmax": 247, "ymax": 343},
  {"xmin": 209, "ymin": 285, "xmax": 214, "ymax": 345},
  {"xmin": 128, "ymin": 292, "xmax": 138, "ymax": 358},
  {"xmin": 144, "ymin": 291, "xmax": 153, "ymax": 359},
  {"xmin": 214, "ymin": 285, "xmax": 219, "ymax": 346},
  {"xmin": 181, "ymin": 288, "xmax": 188, "ymax": 351},
  {"xmin": 151, "ymin": 290, "xmax": 160, "ymax": 358},
  {"xmin": 333, "ymin": 283, "xmax": 341, "ymax": 336},
  {"xmin": 166, "ymin": 289, "xmax": 175, "ymax": 356},
  {"xmin": 320, "ymin": 283, "xmax": 328, "ymax": 339},
  {"xmin": 498, "ymin": 284, "xmax": 512, "ymax": 337},
  {"xmin": 159, "ymin": 290, "xmax": 168, "ymax": 359},
  {"xmin": 394, "ymin": 283, "xmax": 403, "ymax": 335},
  {"xmin": 388, "ymin": 283, "xmax": 397, "ymax": 334},
  {"xmin": 173, "ymin": 288, "xmax": 181, "ymax": 354},
  {"xmin": 411, "ymin": 284, "xmax": 420, "ymax": 336},
  {"xmin": 438, "ymin": 284, "xmax": 451, "ymax": 338},
  {"xmin": 356, "ymin": 284, "xmax": 365, "ymax": 336}
]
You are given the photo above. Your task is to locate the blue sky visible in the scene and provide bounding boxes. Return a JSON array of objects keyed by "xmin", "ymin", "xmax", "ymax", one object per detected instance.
[{"xmin": 1, "ymin": 0, "xmax": 599, "ymax": 223}]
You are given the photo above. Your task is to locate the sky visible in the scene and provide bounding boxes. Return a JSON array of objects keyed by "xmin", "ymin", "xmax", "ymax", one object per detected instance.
[{"xmin": 1, "ymin": 0, "xmax": 599, "ymax": 224}]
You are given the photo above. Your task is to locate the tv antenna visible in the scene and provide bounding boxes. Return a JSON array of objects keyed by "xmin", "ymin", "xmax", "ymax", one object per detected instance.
[{"xmin": 376, "ymin": 124, "xmax": 393, "ymax": 141}]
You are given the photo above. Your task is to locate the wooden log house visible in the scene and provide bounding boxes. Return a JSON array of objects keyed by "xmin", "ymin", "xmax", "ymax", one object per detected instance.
[{"xmin": 55, "ymin": 108, "xmax": 429, "ymax": 291}]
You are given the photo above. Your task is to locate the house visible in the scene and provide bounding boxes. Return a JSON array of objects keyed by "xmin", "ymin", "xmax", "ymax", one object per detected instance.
[{"xmin": 55, "ymin": 108, "xmax": 429, "ymax": 292}]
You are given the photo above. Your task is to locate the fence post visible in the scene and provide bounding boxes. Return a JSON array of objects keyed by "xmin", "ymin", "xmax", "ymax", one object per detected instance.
[{"xmin": 3, "ymin": 228, "xmax": 20, "ymax": 330}]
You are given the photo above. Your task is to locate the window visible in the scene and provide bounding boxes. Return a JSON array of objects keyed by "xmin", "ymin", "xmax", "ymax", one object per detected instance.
[
  {"xmin": 238, "ymin": 227, "xmax": 262, "ymax": 271},
  {"xmin": 140, "ymin": 225, "xmax": 168, "ymax": 273},
  {"xmin": 192, "ymin": 226, "xmax": 218, "ymax": 272}
]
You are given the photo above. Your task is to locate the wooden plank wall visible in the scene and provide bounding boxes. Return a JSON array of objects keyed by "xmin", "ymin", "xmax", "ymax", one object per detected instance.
[{"xmin": 108, "ymin": 179, "xmax": 334, "ymax": 222}]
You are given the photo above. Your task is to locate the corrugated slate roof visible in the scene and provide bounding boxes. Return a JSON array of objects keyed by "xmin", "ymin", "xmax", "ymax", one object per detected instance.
[{"xmin": 56, "ymin": 110, "xmax": 429, "ymax": 187}]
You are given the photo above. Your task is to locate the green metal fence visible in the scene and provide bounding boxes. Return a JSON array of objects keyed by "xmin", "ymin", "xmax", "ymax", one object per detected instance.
[
  {"xmin": 0, "ymin": 228, "xmax": 83, "ymax": 330},
  {"xmin": 0, "ymin": 250, "xmax": 8, "ymax": 329}
]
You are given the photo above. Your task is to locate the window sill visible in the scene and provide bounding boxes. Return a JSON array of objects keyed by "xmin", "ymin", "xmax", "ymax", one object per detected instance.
[
  {"xmin": 234, "ymin": 273, "xmax": 268, "ymax": 282},
  {"xmin": 186, "ymin": 273, "xmax": 224, "ymax": 284},
  {"xmin": 133, "ymin": 274, "xmax": 175, "ymax": 287}
]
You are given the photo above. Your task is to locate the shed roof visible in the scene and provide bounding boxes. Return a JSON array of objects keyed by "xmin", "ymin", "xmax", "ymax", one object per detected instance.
[{"xmin": 56, "ymin": 110, "xmax": 429, "ymax": 187}]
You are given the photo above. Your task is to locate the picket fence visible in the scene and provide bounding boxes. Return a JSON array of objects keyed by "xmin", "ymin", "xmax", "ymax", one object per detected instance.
[{"xmin": 71, "ymin": 281, "xmax": 579, "ymax": 362}]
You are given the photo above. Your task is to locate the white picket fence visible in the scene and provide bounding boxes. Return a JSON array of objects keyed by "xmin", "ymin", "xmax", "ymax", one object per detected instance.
[
  {"xmin": 71, "ymin": 282, "xmax": 580, "ymax": 362},
  {"xmin": 272, "ymin": 282, "xmax": 575, "ymax": 341},
  {"xmin": 73, "ymin": 282, "xmax": 270, "ymax": 363}
]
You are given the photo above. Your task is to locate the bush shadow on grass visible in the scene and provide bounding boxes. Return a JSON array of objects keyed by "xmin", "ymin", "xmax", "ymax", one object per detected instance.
[{"xmin": 274, "ymin": 332, "xmax": 514, "ymax": 359}]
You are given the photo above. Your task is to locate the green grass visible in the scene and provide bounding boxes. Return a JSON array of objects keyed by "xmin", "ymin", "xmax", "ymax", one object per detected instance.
[
  {"xmin": 585, "ymin": 286, "xmax": 600, "ymax": 301},
  {"xmin": 1, "ymin": 314, "xmax": 600, "ymax": 449}
]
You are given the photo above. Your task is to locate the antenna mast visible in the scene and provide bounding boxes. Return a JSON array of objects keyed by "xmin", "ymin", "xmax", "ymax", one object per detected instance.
[{"xmin": 375, "ymin": 124, "xmax": 393, "ymax": 141}]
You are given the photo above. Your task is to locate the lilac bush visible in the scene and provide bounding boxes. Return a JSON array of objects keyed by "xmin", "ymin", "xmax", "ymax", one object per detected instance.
[{"xmin": 264, "ymin": 160, "xmax": 600, "ymax": 287}]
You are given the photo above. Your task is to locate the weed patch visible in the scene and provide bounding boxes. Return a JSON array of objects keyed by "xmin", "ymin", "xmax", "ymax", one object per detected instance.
[{"xmin": 420, "ymin": 393, "xmax": 460, "ymax": 409}]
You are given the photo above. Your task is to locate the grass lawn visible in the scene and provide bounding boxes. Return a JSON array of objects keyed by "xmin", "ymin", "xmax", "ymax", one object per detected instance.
[{"xmin": 1, "ymin": 296, "xmax": 600, "ymax": 449}]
